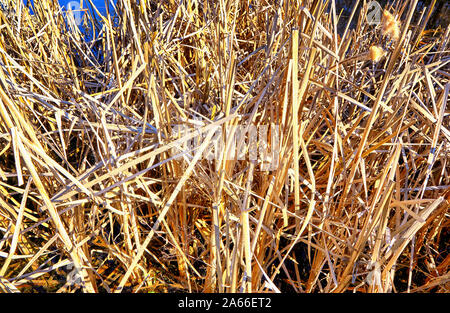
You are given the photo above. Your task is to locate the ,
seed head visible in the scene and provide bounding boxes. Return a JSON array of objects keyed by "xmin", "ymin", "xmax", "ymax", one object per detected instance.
[
  {"xmin": 369, "ymin": 45, "xmax": 385, "ymax": 62},
  {"xmin": 382, "ymin": 10, "xmax": 395, "ymax": 24},
  {"xmin": 381, "ymin": 10, "xmax": 400, "ymax": 41},
  {"xmin": 389, "ymin": 20, "xmax": 401, "ymax": 41}
]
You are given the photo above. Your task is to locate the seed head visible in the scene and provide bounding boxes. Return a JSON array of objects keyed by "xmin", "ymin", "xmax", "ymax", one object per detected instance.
[
  {"xmin": 369, "ymin": 45, "xmax": 385, "ymax": 63},
  {"xmin": 381, "ymin": 10, "xmax": 400, "ymax": 41},
  {"xmin": 382, "ymin": 10, "xmax": 395, "ymax": 24}
]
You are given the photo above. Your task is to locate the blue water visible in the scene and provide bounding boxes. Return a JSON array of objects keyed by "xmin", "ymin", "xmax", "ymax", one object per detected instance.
[
  {"xmin": 12, "ymin": 1, "xmax": 118, "ymax": 65},
  {"xmin": 20, "ymin": 0, "xmax": 117, "ymax": 35},
  {"xmin": 58, "ymin": 0, "xmax": 109, "ymax": 14},
  {"xmin": 16, "ymin": 1, "xmax": 117, "ymax": 64},
  {"xmin": 22, "ymin": 1, "xmax": 114, "ymax": 15}
]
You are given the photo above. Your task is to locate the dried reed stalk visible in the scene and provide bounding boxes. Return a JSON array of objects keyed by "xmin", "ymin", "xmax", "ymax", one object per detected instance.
[{"xmin": 0, "ymin": 0, "xmax": 448, "ymax": 293}]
